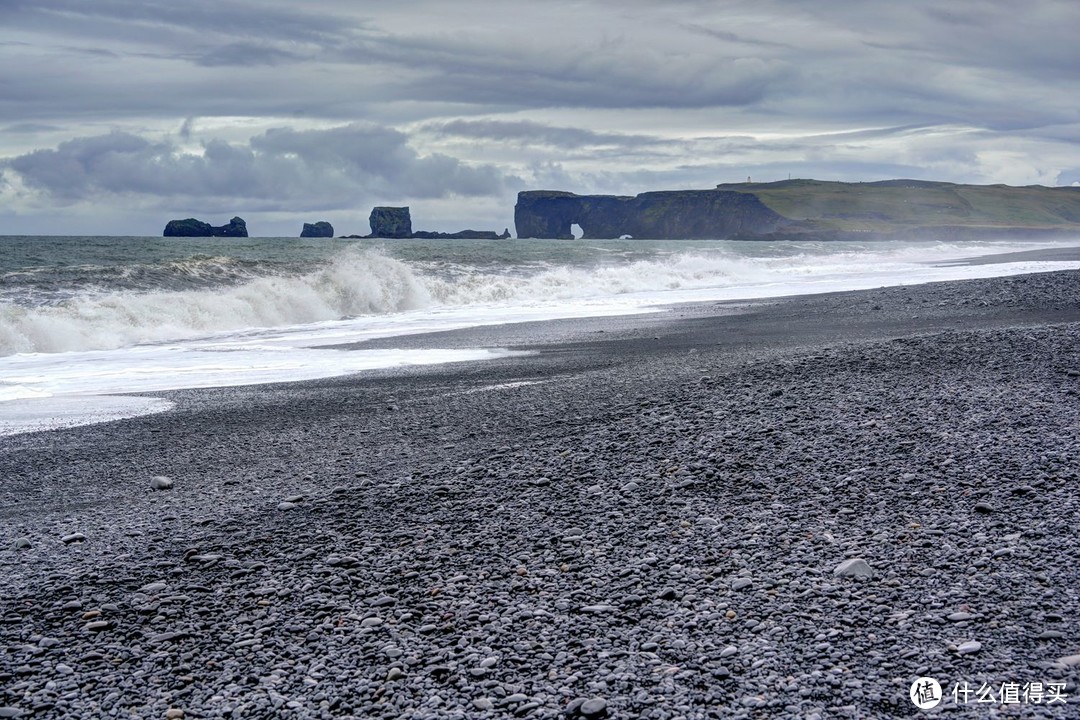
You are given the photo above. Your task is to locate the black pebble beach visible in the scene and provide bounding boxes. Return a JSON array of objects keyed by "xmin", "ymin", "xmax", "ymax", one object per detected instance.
[{"xmin": 2, "ymin": 269, "xmax": 1079, "ymax": 719}]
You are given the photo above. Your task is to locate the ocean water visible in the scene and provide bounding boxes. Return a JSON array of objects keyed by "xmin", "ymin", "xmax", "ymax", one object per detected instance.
[{"xmin": 2, "ymin": 235, "xmax": 1079, "ymax": 435}]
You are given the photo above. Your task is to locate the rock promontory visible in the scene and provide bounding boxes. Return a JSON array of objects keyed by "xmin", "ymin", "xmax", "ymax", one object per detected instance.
[
  {"xmin": 516, "ymin": 180, "xmax": 1080, "ymax": 240},
  {"xmin": 514, "ymin": 190, "xmax": 788, "ymax": 239},
  {"xmin": 163, "ymin": 216, "xmax": 248, "ymax": 237},
  {"xmin": 301, "ymin": 221, "xmax": 334, "ymax": 238}
]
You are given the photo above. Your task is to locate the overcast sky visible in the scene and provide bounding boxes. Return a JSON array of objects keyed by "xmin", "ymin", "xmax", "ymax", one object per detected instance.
[{"xmin": 2, "ymin": 0, "xmax": 1079, "ymax": 236}]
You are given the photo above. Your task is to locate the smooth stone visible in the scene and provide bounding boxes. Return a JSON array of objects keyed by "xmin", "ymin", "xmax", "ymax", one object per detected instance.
[
  {"xmin": 1058, "ymin": 654, "xmax": 1080, "ymax": 667},
  {"xmin": 277, "ymin": 502, "xmax": 297, "ymax": 511},
  {"xmin": 731, "ymin": 578, "xmax": 753, "ymax": 591},
  {"xmin": 386, "ymin": 668, "xmax": 405, "ymax": 681},
  {"xmin": 720, "ymin": 645, "xmax": 738, "ymax": 658},
  {"xmin": 973, "ymin": 502, "xmax": 995, "ymax": 514},
  {"xmin": 580, "ymin": 697, "xmax": 608, "ymax": 717},
  {"xmin": 956, "ymin": 641, "xmax": 982, "ymax": 654},
  {"xmin": 579, "ymin": 605, "xmax": 618, "ymax": 613},
  {"xmin": 165, "ymin": 710, "xmax": 184, "ymax": 719},
  {"xmin": 947, "ymin": 612, "xmax": 974, "ymax": 622},
  {"xmin": 369, "ymin": 596, "xmax": 395, "ymax": 607},
  {"xmin": 473, "ymin": 698, "xmax": 494, "ymax": 710},
  {"xmin": 1037, "ymin": 630, "xmax": 1064, "ymax": 640},
  {"xmin": 84, "ymin": 621, "xmax": 111, "ymax": 632},
  {"xmin": 61, "ymin": 533, "xmax": 86, "ymax": 544},
  {"xmin": 0, "ymin": 709, "xmax": 23, "ymax": 719},
  {"xmin": 360, "ymin": 617, "xmax": 383, "ymax": 628},
  {"xmin": 150, "ymin": 476, "xmax": 174, "ymax": 490},
  {"xmin": 833, "ymin": 558, "xmax": 874, "ymax": 579},
  {"xmin": 138, "ymin": 582, "xmax": 167, "ymax": 594},
  {"xmin": 13, "ymin": 538, "xmax": 30, "ymax": 550}
]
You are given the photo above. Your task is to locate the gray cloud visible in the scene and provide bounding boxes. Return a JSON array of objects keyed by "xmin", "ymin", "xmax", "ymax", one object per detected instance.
[
  {"xmin": 194, "ymin": 43, "xmax": 303, "ymax": 68},
  {"xmin": 2, "ymin": 0, "xmax": 1080, "ymax": 232},
  {"xmin": 421, "ymin": 120, "xmax": 661, "ymax": 149},
  {"xmin": 6, "ymin": 124, "xmax": 512, "ymax": 208}
]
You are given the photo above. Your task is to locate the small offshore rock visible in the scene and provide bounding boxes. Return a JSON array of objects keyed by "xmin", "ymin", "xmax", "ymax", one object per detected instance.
[
  {"xmin": 150, "ymin": 475, "xmax": 174, "ymax": 491},
  {"xmin": 833, "ymin": 558, "xmax": 874, "ymax": 579}
]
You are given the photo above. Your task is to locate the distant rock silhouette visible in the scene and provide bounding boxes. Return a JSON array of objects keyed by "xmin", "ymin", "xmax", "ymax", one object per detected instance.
[
  {"xmin": 301, "ymin": 221, "xmax": 334, "ymax": 238},
  {"xmin": 164, "ymin": 216, "xmax": 248, "ymax": 237},
  {"xmin": 355, "ymin": 207, "xmax": 512, "ymax": 239},
  {"xmin": 369, "ymin": 207, "xmax": 413, "ymax": 238}
]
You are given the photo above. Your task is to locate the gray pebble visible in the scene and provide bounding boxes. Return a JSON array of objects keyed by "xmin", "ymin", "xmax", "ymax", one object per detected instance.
[
  {"xmin": 580, "ymin": 697, "xmax": 608, "ymax": 717},
  {"xmin": 833, "ymin": 558, "xmax": 874, "ymax": 579},
  {"xmin": 149, "ymin": 475, "xmax": 173, "ymax": 490}
]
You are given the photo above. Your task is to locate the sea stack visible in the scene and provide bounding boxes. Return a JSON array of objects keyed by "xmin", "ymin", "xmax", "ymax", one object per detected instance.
[
  {"xmin": 164, "ymin": 217, "xmax": 248, "ymax": 237},
  {"xmin": 301, "ymin": 221, "xmax": 334, "ymax": 238},
  {"xmin": 369, "ymin": 207, "xmax": 413, "ymax": 238}
]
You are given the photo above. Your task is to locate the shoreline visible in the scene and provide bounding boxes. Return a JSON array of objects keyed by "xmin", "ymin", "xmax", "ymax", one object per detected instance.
[{"xmin": 1, "ymin": 270, "xmax": 1078, "ymax": 718}]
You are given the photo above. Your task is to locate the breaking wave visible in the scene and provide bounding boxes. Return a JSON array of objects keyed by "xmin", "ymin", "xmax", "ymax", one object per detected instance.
[
  {"xmin": 0, "ymin": 246, "xmax": 773, "ymax": 355},
  {"xmin": 2, "ymin": 239, "xmax": 1075, "ymax": 356}
]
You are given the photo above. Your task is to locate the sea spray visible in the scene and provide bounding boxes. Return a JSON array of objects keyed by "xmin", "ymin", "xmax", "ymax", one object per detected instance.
[{"xmin": 0, "ymin": 249, "xmax": 434, "ymax": 355}]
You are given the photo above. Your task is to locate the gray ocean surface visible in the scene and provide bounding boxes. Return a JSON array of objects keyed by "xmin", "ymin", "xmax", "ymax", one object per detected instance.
[{"xmin": 3, "ymin": 234, "xmax": 1080, "ymax": 359}]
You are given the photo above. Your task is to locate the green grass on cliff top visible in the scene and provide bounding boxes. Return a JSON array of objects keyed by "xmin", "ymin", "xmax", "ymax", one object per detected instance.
[{"xmin": 719, "ymin": 179, "xmax": 1080, "ymax": 231}]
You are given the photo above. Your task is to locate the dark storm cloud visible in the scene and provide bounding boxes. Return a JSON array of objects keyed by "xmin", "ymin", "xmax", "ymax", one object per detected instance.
[{"xmin": 5, "ymin": 124, "xmax": 512, "ymax": 207}]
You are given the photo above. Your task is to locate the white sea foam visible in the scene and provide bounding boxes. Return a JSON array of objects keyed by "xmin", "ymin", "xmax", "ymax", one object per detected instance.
[
  {"xmin": 3, "ymin": 240, "xmax": 1079, "ymax": 356},
  {"xmin": 2, "ymin": 239, "xmax": 1079, "ymax": 435},
  {"xmin": 0, "ymin": 345, "xmax": 531, "ymax": 436}
]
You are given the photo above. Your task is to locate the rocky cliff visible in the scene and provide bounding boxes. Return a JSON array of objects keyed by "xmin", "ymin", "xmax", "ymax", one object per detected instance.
[
  {"xmin": 300, "ymin": 221, "xmax": 334, "ymax": 238},
  {"xmin": 163, "ymin": 217, "xmax": 248, "ymax": 237},
  {"xmin": 514, "ymin": 190, "xmax": 788, "ymax": 239}
]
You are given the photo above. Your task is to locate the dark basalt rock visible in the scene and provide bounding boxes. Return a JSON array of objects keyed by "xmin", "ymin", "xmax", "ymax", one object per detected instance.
[
  {"xmin": 411, "ymin": 229, "xmax": 511, "ymax": 240},
  {"xmin": 300, "ymin": 221, "xmax": 334, "ymax": 238},
  {"xmin": 359, "ymin": 207, "xmax": 513, "ymax": 239},
  {"xmin": 164, "ymin": 216, "xmax": 248, "ymax": 237},
  {"xmin": 514, "ymin": 190, "xmax": 788, "ymax": 239},
  {"xmin": 369, "ymin": 207, "xmax": 413, "ymax": 238}
]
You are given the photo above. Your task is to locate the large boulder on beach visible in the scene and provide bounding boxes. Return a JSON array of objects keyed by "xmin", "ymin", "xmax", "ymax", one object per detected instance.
[
  {"xmin": 369, "ymin": 207, "xmax": 413, "ymax": 238},
  {"xmin": 301, "ymin": 221, "xmax": 334, "ymax": 238},
  {"xmin": 164, "ymin": 216, "xmax": 248, "ymax": 237}
]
